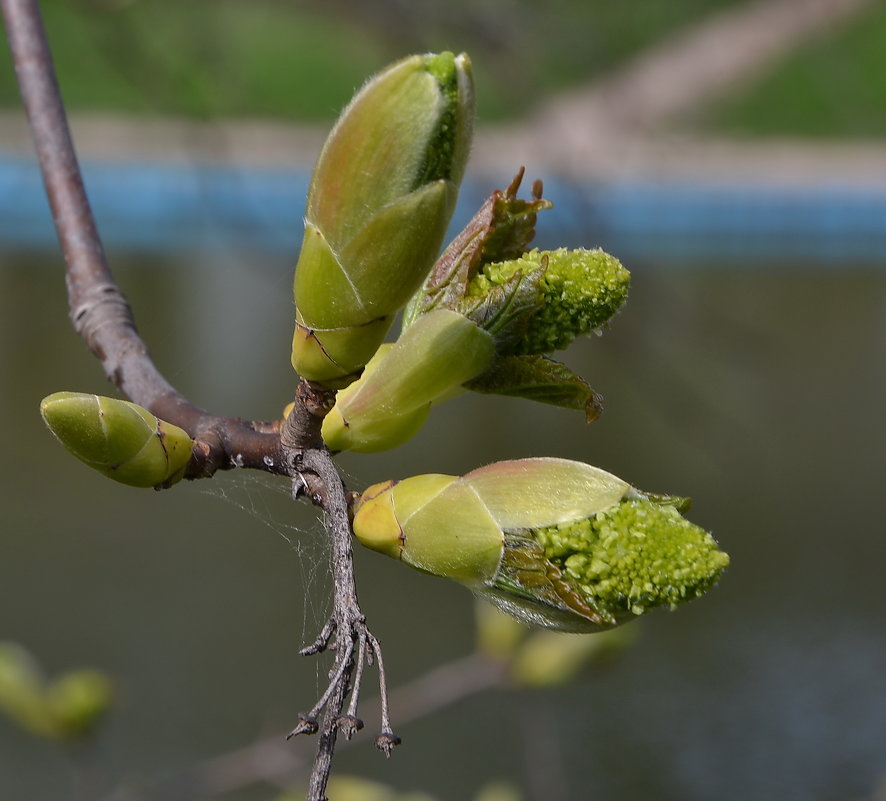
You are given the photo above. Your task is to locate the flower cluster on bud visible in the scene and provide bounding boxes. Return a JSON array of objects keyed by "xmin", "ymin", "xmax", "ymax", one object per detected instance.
[
  {"xmin": 467, "ymin": 247, "xmax": 630, "ymax": 355},
  {"xmin": 532, "ymin": 498, "xmax": 730, "ymax": 620}
]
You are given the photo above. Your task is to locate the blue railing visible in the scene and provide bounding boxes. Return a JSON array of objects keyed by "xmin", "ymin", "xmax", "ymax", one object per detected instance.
[{"xmin": 2, "ymin": 154, "xmax": 886, "ymax": 264}]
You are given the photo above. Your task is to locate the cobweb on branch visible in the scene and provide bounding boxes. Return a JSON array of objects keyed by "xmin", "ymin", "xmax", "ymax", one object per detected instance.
[{"xmin": 199, "ymin": 470, "xmax": 334, "ymax": 662}]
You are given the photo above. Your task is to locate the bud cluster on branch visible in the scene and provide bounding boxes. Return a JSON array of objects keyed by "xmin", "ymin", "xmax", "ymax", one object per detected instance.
[
  {"xmin": 28, "ymin": 42, "xmax": 728, "ymax": 798},
  {"xmin": 38, "ymin": 50, "xmax": 728, "ymax": 634}
]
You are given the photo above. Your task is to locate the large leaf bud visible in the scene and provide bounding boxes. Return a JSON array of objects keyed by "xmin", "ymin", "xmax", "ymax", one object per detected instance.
[
  {"xmin": 321, "ymin": 308, "xmax": 494, "ymax": 452},
  {"xmin": 291, "ymin": 52, "xmax": 475, "ymax": 386},
  {"xmin": 40, "ymin": 392, "xmax": 194, "ymax": 488},
  {"xmin": 353, "ymin": 458, "xmax": 729, "ymax": 632}
]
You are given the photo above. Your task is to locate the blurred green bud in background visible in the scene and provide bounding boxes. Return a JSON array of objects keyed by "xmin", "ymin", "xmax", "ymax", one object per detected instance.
[
  {"xmin": 44, "ymin": 670, "xmax": 114, "ymax": 740},
  {"xmin": 509, "ymin": 625, "xmax": 637, "ymax": 688},
  {"xmin": 0, "ymin": 643, "xmax": 113, "ymax": 742},
  {"xmin": 472, "ymin": 783, "xmax": 523, "ymax": 801},
  {"xmin": 291, "ymin": 52, "xmax": 475, "ymax": 386},
  {"xmin": 40, "ymin": 392, "xmax": 194, "ymax": 488},
  {"xmin": 0, "ymin": 643, "xmax": 53, "ymax": 739},
  {"xmin": 353, "ymin": 458, "xmax": 728, "ymax": 632},
  {"xmin": 278, "ymin": 776, "xmax": 438, "ymax": 801},
  {"xmin": 474, "ymin": 602, "xmax": 637, "ymax": 687}
]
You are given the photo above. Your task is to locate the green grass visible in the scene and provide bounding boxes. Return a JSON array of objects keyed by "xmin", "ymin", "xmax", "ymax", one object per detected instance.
[
  {"xmin": 5, "ymin": 0, "xmax": 882, "ymax": 135},
  {"xmin": 0, "ymin": 0, "xmax": 388, "ymax": 120},
  {"xmin": 697, "ymin": 1, "xmax": 886, "ymax": 138},
  {"xmin": 1, "ymin": 0, "xmax": 743, "ymax": 122}
]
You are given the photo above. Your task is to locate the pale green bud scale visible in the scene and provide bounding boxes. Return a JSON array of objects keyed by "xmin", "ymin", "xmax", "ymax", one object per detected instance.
[
  {"xmin": 397, "ymin": 478, "xmax": 504, "ymax": 582},
  {"xmin": 321, "ymin": 309, "xmax": 494, "ymax": 452},
  {"xmin": 462, "ymin": 458, "xmax": 630, "ymax": 529}
]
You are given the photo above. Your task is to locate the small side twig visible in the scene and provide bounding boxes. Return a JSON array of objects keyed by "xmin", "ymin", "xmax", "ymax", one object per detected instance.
[{"xmin": 291, "ymin": 448, "xmax": 399, "ymax": 801}]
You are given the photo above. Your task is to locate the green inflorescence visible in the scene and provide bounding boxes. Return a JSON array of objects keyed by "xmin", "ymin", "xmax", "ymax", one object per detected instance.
[
  {"xmin": 533, "ymin": 498, "xmax": 729, "ymax": 618},
  {"xmin": 419, "ymin": 52, "xmax": 460, "ymax": 186},
  {"xmin": 468, "ymin": 247, "xmax": 630, "ymax": 354}
]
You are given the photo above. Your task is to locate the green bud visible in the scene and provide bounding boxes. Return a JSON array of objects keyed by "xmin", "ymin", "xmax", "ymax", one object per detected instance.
[
  {"xmin": 474, "ymin": 601, "xmax": 528, "ymax": 659},
  {"xmin": 40, "ymin": 392, "xmax": 194, "ymax": 488},
  {"xmin": 0, "ymin": 643, "xmax": 113, "ymax": 741},
  {"xmin": 321, "ymin": 309, "xmax": 494, "ymax": 453},
  {"xmin": 307, "ymin": 776, "xmax": 437, "ymax": 801},
  {"xmin": 473, "ymin": 783, "xmax": 523, "ymax": 801},
  {"xmin": 45, "ymin": 670, "xmax": 113, "ymax": 740},
  {"xmin": 400, "ymin": 174, "xmax": 626, "ymax": 419},
  {"xmin": 292, "ymin": 52, "xmax": 475, "ymax": 385},
  {"xmin": 0, "ymin": 643, "xmax": 55, "ymax": 738},
  {"xmin": 403, "ymin": 169, "xmax": 552, "ymax": 328},
  {"xmin": 510, "ymin": 626, "xmax": 636, "ymax": 688},
  {"xmin": 466, "ymin": 248, "xmax": 630, "ymax": 354},
  {"xmin": 352, "ymin": 458, "xmax": 728, "ymax": 632}
]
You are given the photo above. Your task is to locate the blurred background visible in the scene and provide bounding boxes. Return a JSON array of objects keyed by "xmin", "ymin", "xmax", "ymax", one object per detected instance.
[{"xmin": 1, "ymin": 1, "xmax": 885, "ymax": 800}]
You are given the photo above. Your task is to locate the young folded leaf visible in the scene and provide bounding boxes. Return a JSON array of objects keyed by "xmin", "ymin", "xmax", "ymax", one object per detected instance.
[
  {"xmin": 291, "ymin": 52, "xmax": 475, "ymax": 386},
  {"xmin": 40, "ymin": 392, "xmax": 194, "ymax": 488},
  {"xmin": 352, "ymin": 458, "xmax": 729, "ymax": 632},
  {"xmin": 321, "ymin": 309, "xmax": 494, "ymax": 452}
]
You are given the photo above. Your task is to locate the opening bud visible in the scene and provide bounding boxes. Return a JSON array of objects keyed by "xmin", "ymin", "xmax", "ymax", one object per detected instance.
[{"xmin": 352, "ymin": 458, "xmax": 728, "ymax": 632}]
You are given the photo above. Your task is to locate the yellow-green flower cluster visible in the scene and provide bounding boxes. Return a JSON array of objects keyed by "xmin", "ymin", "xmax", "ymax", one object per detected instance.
[
  {"xmin": 467, "ymin": 248, "xmax": 630, "ymax": 354},
  {"xmin": 533, "ymin": 498, "xmax": 730, "ymax": 620}
]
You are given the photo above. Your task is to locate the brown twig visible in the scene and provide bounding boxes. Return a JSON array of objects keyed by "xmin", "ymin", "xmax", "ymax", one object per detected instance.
[
  {"xmin": 292, "ymin": 448, "xmax": 399, "ymax": 801},
  {"xmin": 0, "ymin": 0, "xmax": 288, "ymax": 477},
  {"xmin": 2, "ymin": 2, "xmax": 390, "ymax": 796}
]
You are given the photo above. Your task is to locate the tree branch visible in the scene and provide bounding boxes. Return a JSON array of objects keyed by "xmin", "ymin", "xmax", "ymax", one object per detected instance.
[
  {"xmin": 2, "ymin": 2, "xmax": 393, "ymax": 796},
  {"xmin": 0, "ymin": 0, "xmax": 288, "ymax": 476},
  {"xmin": 292, "ymin": 448, "xmax": 399, "ymax": 801}
]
